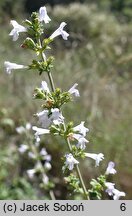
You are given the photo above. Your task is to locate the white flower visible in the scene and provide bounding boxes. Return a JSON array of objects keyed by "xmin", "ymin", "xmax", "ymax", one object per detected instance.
[
  {"xmin": 85, "ymin": 153, "xmax": 104, "ymax": 166},
  {"xmin": 37, "ymin": 108, "xmax": 64, "ymax": 128},
  {"xmin": 44, "ymin": 162, "xmax": 52, "ymax": 170},
  {"xmin": 36, "ymin": 110, "xmax": 51, "ymax": 128},
  {"xmin": 9, "ymin": 20, "xmax": 27, "ymax": 41},
  {"xmin": 50, "ymin": 22, "xmax": 69, "ymax": 40},
  {"xmin": 40, "ymin": 148, "xmax": 51, "ymax": 161},
  {"xmin": 73, "ymin": 134, "xmax": 89, "ymax": 150},
  {"xmin": 50, "ymin": 108, "xmax": 64, "ymax": 125},
  {"xmin": 73, "ymin": 121, "xmax": 89, "ymax": 137},
  {"xmin": 105, "ymin": 182, "xmax": 115, "ymax": 196},
  {"xmin": 16, "ymin": 122, "xmax": 31, "ymax": 134},
  {"xmin": 16, "ymin": 126, "xmax": 26, "ymax": 134},
  {"xmin": 27, "ymin": 169, "xmax": 36, "ymax": 179},
  {"xmin": 18, "ymin": 144, "xmax": 28, "ymax": 153},
  {"xmin": 43, "ymin": 154, "xmax": 52, "ymax": 162},
  {"xmin": 68, "ymin": 83, "xmax": 80, "ymax": 97},
  {"xmin": 32, "ymin": 126, "xmax": 50, "ymax": 136},
  {"xmin": 38, "ymin": 6, "xmax": 51, "ymax": 23},
  {"xmin": 25, "ymin": 123, "xmax": 31, "ymax": 130},
  {"xmin": 35, "ymin": 162, "xmax": 42, "ymax": 171},
  {"xmin": 42, "ymin": 173, "xmax": 49, "ymax": 185},
  {"xmin": 113, "ymin": 189, "xmax": 126, "ymax": 200},
  {"xmin": 35, "ymin": 135, "xmax": 40, "ymax": 147},
  {"xmin": 28, "ymin": 152, "xmax": 36, "ymax": 159},
  {"xmin": 65, "ymin": 153, "xmax": 79, "ymax": 170},
  {"xmin": 35, "ymin": 135, "xmax": 40, "ymax": 143},
  {"xmin": 77, "ymin": 137, "xmax": 89, "ymax": 149},
  {"xmin": 4, "ymin": 61, "xmax": 27, "ymax": 74},
  {"xmin": 40, "ymin": 148, "xmax": 47, "ymax": 156},
  {"xmin": 41, "ymin": 81, "xmax": 50, "ymax": 93},
  {"xmin": 105, "ymin": 161, "xmax": 117, "ymax": 175}
]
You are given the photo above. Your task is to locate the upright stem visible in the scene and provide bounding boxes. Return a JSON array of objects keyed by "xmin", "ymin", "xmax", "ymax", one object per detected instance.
[
  {"xmin": 49, "ymin": 190, "xmax": 56, "ymax": 200},
  {"xmin": 39, "ymin": 39, "xmax": 55, "ymax": 92},
  {"xmin": 75, "ymin": 164, "xmax": 89, "ymax": 199},
  {"xmin": 40, "ymin": 41, "xmax": 89, "ymax": 200},
  {"xmin": 48, "ymin": 71, "xmax": 55, "ymax": 92}
]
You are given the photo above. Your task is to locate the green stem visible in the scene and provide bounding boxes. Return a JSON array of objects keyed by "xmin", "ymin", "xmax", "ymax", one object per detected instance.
[
  {"xmin": 47, "ymin": 71, "xmax": 55, "ymax": 92},
  {"xmin": 39, "ymin": 39, "xmax": 55, "ymax": 92},
  {"xmin": 75, "ymin": 164, "xmax": 89, "ymax": 199},
  {"xmin": 40, "ymin": 40, "xmax": 89, "ymax": 200},
  {"xmin": 49, "ymin": 190, "xmax": 56, "ymax": 200}
]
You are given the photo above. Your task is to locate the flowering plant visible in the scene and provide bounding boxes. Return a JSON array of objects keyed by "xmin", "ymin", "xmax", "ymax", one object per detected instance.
[{"xmin": 4, "ymin": 6, "xmax": 125, "ymax": 200}]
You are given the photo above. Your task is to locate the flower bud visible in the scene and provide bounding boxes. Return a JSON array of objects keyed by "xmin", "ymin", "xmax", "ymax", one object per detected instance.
[{"xmin": 22, "ymin": 37, "xmax": 36, "ymax": 50}]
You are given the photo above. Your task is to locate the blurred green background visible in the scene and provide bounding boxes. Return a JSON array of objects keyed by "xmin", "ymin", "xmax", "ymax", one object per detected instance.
[{"xmin": 0, "ymin": 0, "xmax": 132, "ymax": 199}]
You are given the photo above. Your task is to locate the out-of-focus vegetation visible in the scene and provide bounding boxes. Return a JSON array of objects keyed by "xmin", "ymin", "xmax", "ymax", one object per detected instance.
[
  {"xmin": 0, "ymin": 0, "xmax": 132, "ymax": 22},
  {"xmin": 0, "ymin": 2, "xmax": 132, "ymax": 199}
]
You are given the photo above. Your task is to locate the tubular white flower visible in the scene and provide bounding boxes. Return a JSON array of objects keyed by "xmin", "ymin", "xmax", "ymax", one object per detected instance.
[
  {"xmin": 85, "ymin": 153, "xmax": 104, "ymax": 166},
  {"xmin": 9, "ymin": 20, "xmax": 27, "ymax": 41},
  {"xmin": 18, "ymin": 144, "xmax": 28, "ymax": 154},
  {"xmin": 50, "ymin": 22, "xmax": 69, "ymax": 40},
  {"xmin": 32, "ymin": 126, "xmax": 50, "ymax": 136},
  {"xmin": 65, "ymin": 153, "xmax": 79, "ymax": 170},
  {"xmin": 105, "ymin": 161, "xmax": 117, "ymax": 175},
  {"xmin": 73, "ymin": 134, "xmax": 89, "ymax": 150},
  {"xmin": 27, "ymin": 169, "xmax": 36, "ymax": 179},
  {"xmin": 68, "ymin": 83, "xmax": 80, "ymax": 97},
  {"xmin": 113, "ymin": 189, "xmax": 126, "ymax": 200},
  {"xmin": 73, "ymin": 121, "xmax": 89, "ymax": 137},
  {"xmin": 50, "ymin": 108, "xmax": 64, "ymax": 125},
  {"xmin": 105, "ymin": 182, "xmax": 115, "ymax": 196},
  {"xmin": 41, "ymin": 81, "xmax": 50, "ymax": 93},
  {"xmin": 77, "ymin": 137, "xmax": 89, "ymax": 149},
  {"xmin": 37, "ymin": 108, "xmax": 64, "ymax": 129},
  {"xmin": 36, "ymin": 110, "xmax": 51, "ymax": 128},
  {"xmin": 38, "ymin": 6, "xmax": 51, "ymax": 23},
  {"xmin": 4, "ymin": 61, "xmax": 27, "ymax": 74}
]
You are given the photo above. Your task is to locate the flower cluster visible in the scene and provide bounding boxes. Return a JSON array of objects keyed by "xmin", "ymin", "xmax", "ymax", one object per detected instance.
[
  {"xmin": 33, "ymin": 80, "xmax": 105, "ymax": 175},
  {"xmin": 16, "ymin": 121, "xmax": 54, "ymax": 195},
  {"xmin": 105, "ymin": 162, "xmax": 125, "ymax": 200},
  {"xmin": 5, "ymin": 6, "xmax": 126, "ymax": 200},
  {"xmin": 4, "ymin": 7, "xmax": 69, "ymax": 74},
  {"xmin": 88, "ymin": 161, "xmax": 125, "ymax": 200},
  {"xmin": 26, "ymin": 145, "xmax": 52, "ymax": 184}
]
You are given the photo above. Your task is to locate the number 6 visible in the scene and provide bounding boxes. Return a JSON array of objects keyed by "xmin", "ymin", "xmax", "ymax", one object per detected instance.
[{"xmin": 120, "ymin": 203, "xmax": 126, "ymax": 211}]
